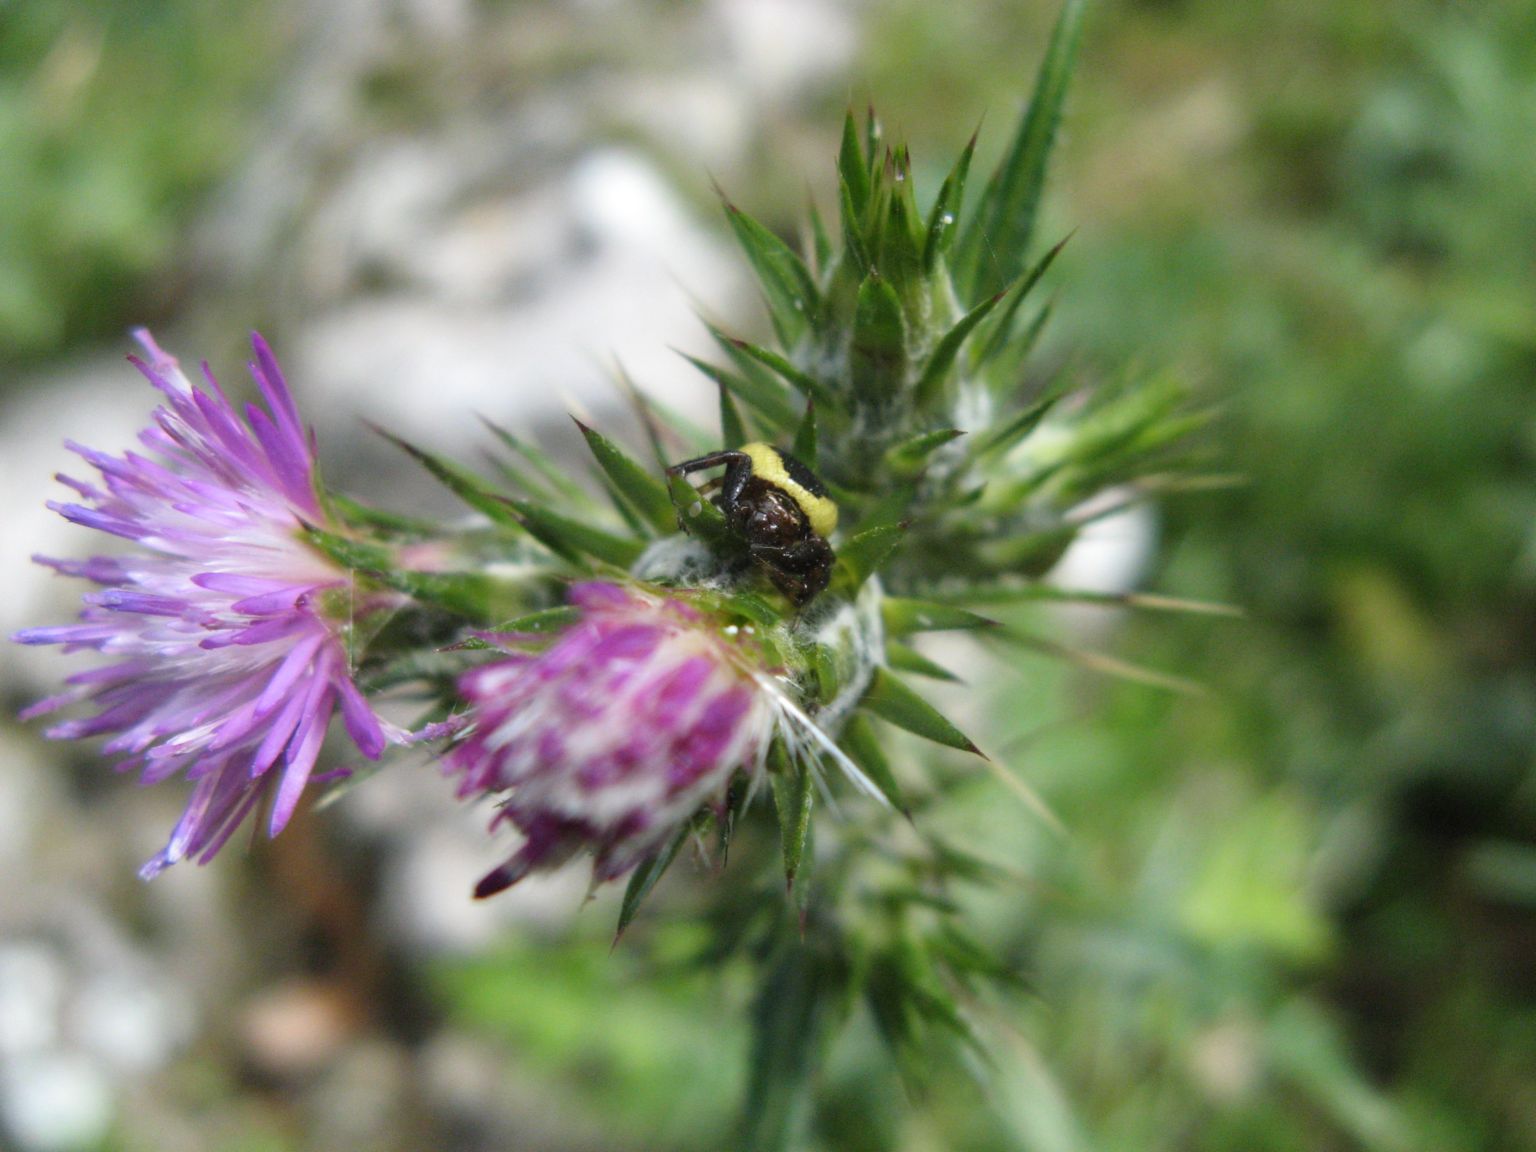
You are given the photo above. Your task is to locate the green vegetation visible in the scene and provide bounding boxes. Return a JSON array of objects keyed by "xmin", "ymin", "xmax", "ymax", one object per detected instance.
[{"xmin": 0, "ymin": 1, "xmax": 284, "ymax": 361}]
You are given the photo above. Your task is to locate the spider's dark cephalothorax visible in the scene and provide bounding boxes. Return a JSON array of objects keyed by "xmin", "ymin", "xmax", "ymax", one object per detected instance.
[{"xmin": 666, "ymin": 443, "xmax": 838, "ymax": 606}]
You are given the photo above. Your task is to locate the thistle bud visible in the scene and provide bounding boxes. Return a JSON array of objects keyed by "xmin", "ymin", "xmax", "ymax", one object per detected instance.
[{"xmin": 450, "ymin": 582, "xmax": 779, "ymax": 897}]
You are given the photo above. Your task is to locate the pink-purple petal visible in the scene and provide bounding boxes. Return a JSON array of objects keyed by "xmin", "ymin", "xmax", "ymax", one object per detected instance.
[
  {"xmin": 450, "ymin": 584, "xmax": 773, "ymax": 897},
  {"xmin": 16, "ymin": 331, "xmax": 401, "ymax": 880}
]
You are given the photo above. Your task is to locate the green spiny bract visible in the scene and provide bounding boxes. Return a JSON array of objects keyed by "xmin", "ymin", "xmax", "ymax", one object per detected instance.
[{"xmin": 700, "ymin": 0, "xmax": 1200, "ymax": 600}]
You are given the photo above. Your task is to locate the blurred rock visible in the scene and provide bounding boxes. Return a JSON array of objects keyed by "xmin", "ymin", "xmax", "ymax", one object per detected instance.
[
  {"xmin": 241, "ymin": 979, "xmax": 364, "ymax": 1080},
  {"xmin": 0, "ymin": 1051, "xmax": 114, "ymax": 1152},
  {"xmin": 0, "ymin": 355, "xmax": 161, "ymax": 693},
  {"xmin": 294, "ymin": 146, "xmax": 739, "ymax": 447},
  {"xmin": 0, "ymin": 919, "xmax": 193, "ymax": 1152},
  {"xmin": 305, "ymin": 1037, "xmax": 416, "ymax": 1152}
]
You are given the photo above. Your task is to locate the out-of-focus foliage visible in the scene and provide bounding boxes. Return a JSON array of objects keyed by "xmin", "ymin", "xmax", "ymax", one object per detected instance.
[
  {"xmin": 956, "ymin": 2, "xmax": 1536, "ymax": 1149},
  {"xmin": 0, "ymin": 1, "xmax": 285, "ymax": 362}
]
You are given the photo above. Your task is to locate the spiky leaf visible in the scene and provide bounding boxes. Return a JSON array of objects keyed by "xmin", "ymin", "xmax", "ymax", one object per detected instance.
[
  {"xmin": 957, "ymin": 0, "xmax": 1086, "ymax": 299},
  {"xmin": 882, "ymin": 597, "xmax": 999, "ymax": 635},
  {"xmin": 886, "ymin": 641, "xmax": 961, "ymax": 682},
  {"xmin": 851, "ymin": 273, "xmax": 908, "ymax": 405},
  {"xmin": 840, "ymin": 714, "xmax": 907, "ymax": 813},
  {"xmin": 772, "ymin": 748, "xmax": 814, "ymax": 893},
  {"xmin": 376, "ymin": 429, "xmax": 523, "ymax": 530},
  {"xmin": 837, "ymin": 523, "xmax": 906, "ymax": 591},
  {"xmin": 616, "ymin": 824, "xmax": 690, "ymax": 939},
  {"xmin": 838, "ymin": 110, "xmax": 871, "ymax": 221},
  {"xmin": 478, "ymin": 416, "xmax": 593, "ymax": 507},
  {"xmin": 684, "ymin": 350, "xmax": 798, "ymax": 432},
  {"xmin": 722, "ymin": 198, "xmax": 820, "ymax": 347},
  {"xmin": 727, "ymin": 337, "xmax": 840, "ymax": 411},
  {"xmin": 791, "ymin": 401, "xmax": 818, "ymax": 466},
  {"xmin": 507, "ymin": 499, "xmax": 643, "ymax": 568},
  {"xmin": 718, "ymin": 380, "xmax": 748, "ymax": 449},
  {"xmin": 913, "ymin": 288, "xmax": 1007, "ymax": 409},
  {"xmin": 922, "ymin": 130, "xmax": 977, "ymax": 272},
  {"xmin": 861, "ymin": 667, "xmax": 983, "ymax": 756},
  {"xmin": 573, "ymin": 419, "xmax": 675, "ymax": 534},
  {"xmin": 491, "ymin": 605, "xmax": 582, "ymax": 634},
  {"xmin": 742, "ymin": 941, "xmax": 836, "ymax": 1152}
]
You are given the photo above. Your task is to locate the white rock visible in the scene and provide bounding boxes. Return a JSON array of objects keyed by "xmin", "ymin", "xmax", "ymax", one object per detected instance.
[
  {"xmin": 0, "ymin": 944, "xmax": 64, "ymax": 1057},
  {"xmin": 0, "ymin": 357, "xmax": 151, "ymax": 693},
  {"xmin": 0, "ymin": 1051, "xmax": 114, "ymax": 1152}
]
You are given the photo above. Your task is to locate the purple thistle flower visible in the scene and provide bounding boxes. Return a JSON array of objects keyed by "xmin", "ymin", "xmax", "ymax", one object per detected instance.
[
  {"xmin": 13, "ymin": 330, "xmax": 403, "ymax": 879},
  {"xmin": 451, "ymin": 582, "xmax": 782, "ymax": 898}
]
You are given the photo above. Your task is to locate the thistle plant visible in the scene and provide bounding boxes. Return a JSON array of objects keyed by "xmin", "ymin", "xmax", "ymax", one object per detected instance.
[{"xmin": 15, "ymin": 0, "xmax": 1210, "ymax": 1142}]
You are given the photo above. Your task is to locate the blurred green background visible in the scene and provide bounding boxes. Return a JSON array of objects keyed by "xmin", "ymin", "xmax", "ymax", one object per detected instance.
[{"xmin": 2, "ymin": 0, "xmax": 1533, "ymax": 1149}]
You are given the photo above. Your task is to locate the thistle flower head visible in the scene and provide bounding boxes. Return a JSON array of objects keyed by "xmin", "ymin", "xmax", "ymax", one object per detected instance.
[
  {"xmin": 13, "ymin": 331, "xmax": 401, "ymax": 878},
  {"xmin": 450, "ymin": 582, "xmax": 782, "ymax": 897}
]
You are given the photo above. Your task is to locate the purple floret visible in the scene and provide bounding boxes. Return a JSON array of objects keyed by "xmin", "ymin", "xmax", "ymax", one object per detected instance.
[
  {"xmin": 13, "ymin": 330, "xmax": 401, "ymax": 878},
  {"xmin": 450, "ymin": 583, "xmax": 774, "ymax": 896}
]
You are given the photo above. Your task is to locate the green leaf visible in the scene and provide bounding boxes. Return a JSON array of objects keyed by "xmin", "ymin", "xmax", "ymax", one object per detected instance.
[
  {"xmin": 806, "ymin": 203, "xmax": 833, "ymax": 279},
  {"xmin": 742, "ymin": 941, "xmax": 835, "ymax": 1152},
  {"xmin": 718, "ymin": 379, "xmax": 749, "ymax": 449},
  {"xmin": 374, "ymin": 427, "xmax": 524, "ymax": 529},
  {"xmin": 922, "ymin": 129, "xmax": 977, "ymax": 272},
  {"xmin": 772, "ymin": 746, "xmax": 814, "ymax": 893},
  {"xmin": 616, "ymin": 824, "xmax": 690, "ymax": 939},
  {"xmin": 811, "ymin": 640, "xmax": 841, "ymax": 706},
  {"xmin": 957, "ymin": 0, "xmax": 1086, "ymax": 299},
  {"xmin": 682, "ymin": 347, "xmax": 798, "ymax": 431},
  {"xmin": 725, "ymin": 335, "xmax": 840, "ymax": 411},
  {"xmin": 324, "ymin": 492, "xmax": 440, "ymax": 536},
  {"xmin": 883, "ymin": 428, "xmax": 966, "ymax": 478},
  {"xmin": 573, "ymin": 419, "xmax": 675, "ymax": 534},
  {"xmin": 837, "ymin": 109, "xmax": 871, "ymax": 220},
  {"xmin": 301, "ymin": 524, "xmax": 395, "ymax": 574},
  {"xmin": 864, "ymin": 105, "xmax": 883, "ymax": 168},
  {"xmin": 838, "ymin": 175, "xmax": 871, "ymax": 276},
  {"xmin": 850, "ymin": 273, "xmax": 907, "ymax": 404},
  {"xmin": 881, "ymin": 597, "xmax": 1000, "ymax": 635},
  {"xmin": 971, "ymin": 233, "xmax": 1071, "ymax": 370},
  {"xmin": 610, "ymin": 361, "xmax": 675, "ymax": 472},
  {"xmin": 861, "ymin": 667, "xmax": 983, "ymax": 756},
  {"xmin": 791, "ymin": 400, "xmax": 818, "ymax": 466},
  {"xmin": 985, "ymin": 301, "xmax": 1056, "ymax": 395},
  {"xmin": 886, "ymin": 640, "xmax": 961, "ymax": 682},
  {"xmin": 722, "ymin": 195, "xmax": 820, "ymax": 346},
  {"xmin": 961, "ymin": 584, "xmax": 1242, "ymax": 616},
  {"xmin": 491, "ymin": 605, "xmax": 582, "ymax": 633},
  {"xmin": 971, "ymin": 390, "xmax": 1064, "ymax": 457},
  {"xmin": 666, "ymin": 470, "xmax": 733, "ymax": 548},
  {"xmin": 508, "ymin": 499, "xmax": 643, "ymax": 568},
  {"xmin": 477, "ymin": 416, "xmax": 593, "ymax": 508},
  {"xmin": 303, "ymin": 524, "xmax": 495, "ymax": 619},
  {"xmin": 913, "ymin": 287, "xmax": 1007, "ymax": 409},
  {"xmin": 840, "ymin": 714, "xmax": 907, "ymax": 814},
  {"xmin": 880, "ymin": 145, "xmax": 925, "ymax": 286},
  {"xmin": 856, "ymin": 479, "xmax": 920, "ymax": 532},
  {"xmin": 383, "ymin": 570, "xmax": 499, "ymax": 620},
  {"xmin": 837, "ymin": 522, "xmax": 906, "ymax": 591}
]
